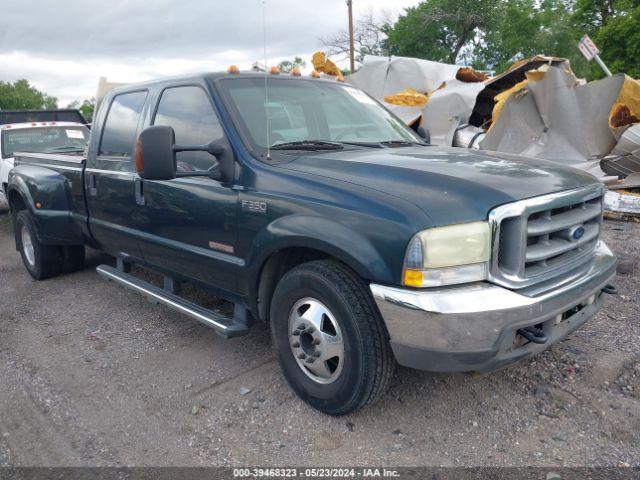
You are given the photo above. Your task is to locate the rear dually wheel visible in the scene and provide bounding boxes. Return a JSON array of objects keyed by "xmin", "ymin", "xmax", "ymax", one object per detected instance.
[{"xmin": 14, "ymin": 211, "xmax": 61, "ymax": 280}]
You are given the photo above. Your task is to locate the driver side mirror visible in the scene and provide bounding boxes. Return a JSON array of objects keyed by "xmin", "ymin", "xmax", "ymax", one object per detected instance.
[
  {"xmin": 135, "ymin": 125, "xmax": 225, "ymax": 181},
  {"xmin": 135, "ymin": 125, "xmax": 177, "ymax": 181}
]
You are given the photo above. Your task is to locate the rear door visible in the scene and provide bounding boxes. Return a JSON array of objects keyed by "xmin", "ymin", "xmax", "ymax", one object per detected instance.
[
  {"xmin": 134, "ymin": 84, "xmax": 239, "ymax": 291},
  {"xmin": 86, "ymin": 90, "xmax": 147, "ymax": 261}
]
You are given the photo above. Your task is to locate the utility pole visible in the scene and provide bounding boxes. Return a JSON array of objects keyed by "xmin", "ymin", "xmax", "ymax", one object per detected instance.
[{"xmin": 347, "ymin": 0, "xmax": 355, "ymax": 74}]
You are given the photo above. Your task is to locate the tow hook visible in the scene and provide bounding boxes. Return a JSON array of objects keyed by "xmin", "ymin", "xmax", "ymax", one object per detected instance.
[
  {"xmin": 517, "ymin": 326, "xmax": 548, "ymax": 344},
  {"xmin": 602, "ymin": 284, "xmax": 618, "ymax": 295}
]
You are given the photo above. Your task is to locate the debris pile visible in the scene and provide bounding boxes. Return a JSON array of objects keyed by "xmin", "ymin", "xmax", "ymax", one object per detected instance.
[{"xmin": 345, "ymin": 54, "xmax": 640, "ymax": 217}]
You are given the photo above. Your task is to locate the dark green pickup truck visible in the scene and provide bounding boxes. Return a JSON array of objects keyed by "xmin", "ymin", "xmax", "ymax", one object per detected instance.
[{"xmin": 6, "ymin": 72, "xmax": 616, "ymax": 415}]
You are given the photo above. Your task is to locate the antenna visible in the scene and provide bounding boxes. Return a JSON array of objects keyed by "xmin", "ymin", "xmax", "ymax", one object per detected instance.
[{"xmin": 262, "ymin": 0, "xmax": 271, "ymax": 160}]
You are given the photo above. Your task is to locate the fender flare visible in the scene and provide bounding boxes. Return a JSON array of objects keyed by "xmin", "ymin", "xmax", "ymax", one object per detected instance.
[
  {"xmin": 248, "ymin": 214, "xmax": 395, "ymax": 287},
  {"xmin": 7, "ymin": 175, "xmax": 38, "ymax": 213},
  {"xmin": 7, "ymin": 166, "xmax": 81, "ymax": 245}
]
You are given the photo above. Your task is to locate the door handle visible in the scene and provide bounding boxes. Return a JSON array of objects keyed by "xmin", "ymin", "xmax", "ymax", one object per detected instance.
[
  {"xmin": 87, "ymin": 173, "xmax": 97, "ymax": 197},
  {"xmin": 134, "ymin": 178, "xmax": 145, "ymax": 206}
]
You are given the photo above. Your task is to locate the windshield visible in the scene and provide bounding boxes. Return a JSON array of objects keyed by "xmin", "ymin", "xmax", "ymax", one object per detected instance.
[
  {"xmin": 218, "ymin": 77, "xmax": 421, "ymax": 152},
  {"xmin": 1, "ymin": 126, "xmax": 89, "ymax": 158}
]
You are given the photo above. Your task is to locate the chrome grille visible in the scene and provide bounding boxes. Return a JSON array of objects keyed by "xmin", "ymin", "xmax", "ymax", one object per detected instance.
[{"xmin": 488, "ymin": 185, "xmax": 604, "ymax": 289}]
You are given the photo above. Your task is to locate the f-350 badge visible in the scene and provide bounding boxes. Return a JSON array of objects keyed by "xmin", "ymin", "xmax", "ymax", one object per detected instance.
[{"xmin": 241, "ymin": 200, "xmax": 268, "ymax": 214}]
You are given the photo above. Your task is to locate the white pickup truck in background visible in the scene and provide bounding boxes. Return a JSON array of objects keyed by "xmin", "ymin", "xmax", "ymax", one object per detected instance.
[{"xmin": 1, "ymin": 121, "xmax": 90, "ymax": 204}]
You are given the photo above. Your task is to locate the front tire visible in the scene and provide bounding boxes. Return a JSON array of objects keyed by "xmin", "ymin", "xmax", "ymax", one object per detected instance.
[
  {"xmin": 14, "ymin": 211, "xmax": 61, "ymax": 280},
  {"xmin": 270, "ymin": 260, "xmax": 395, "ymax": 415}
]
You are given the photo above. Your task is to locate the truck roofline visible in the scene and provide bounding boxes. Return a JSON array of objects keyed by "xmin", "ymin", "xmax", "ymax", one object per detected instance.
[{"xmin": 105, "ymin": 70, "xmax": 346, "ymax": 97}]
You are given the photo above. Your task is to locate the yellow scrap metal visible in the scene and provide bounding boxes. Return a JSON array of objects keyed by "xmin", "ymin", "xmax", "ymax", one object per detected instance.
[
  {"xmin": 488, "ymin": 64, "xmax": 551, "ymax": 131},
  {"xmin": 311, "ymin": 52, "xmax": 343, "ymax": 79},
  {"xmin": 524, "ymin": 63, "xmax": 550, "ymax": 82},
  {"xmin": 383, "ymin": 88, "xmax": 429, "ymax": 107},
  {"xmin": 456, "ymin": 67, "xmax": 489, "ymax": 83},
  {"xmin": 488, "ymin": 79, "xmax": 529, "ymax": 131},
  {"xmin": 502, "ymin": 55, "xmax": 564, "ymax": 75},
  {"xmin": 609, "ymin": 75, "xmax": 640, "ymax": 130}
]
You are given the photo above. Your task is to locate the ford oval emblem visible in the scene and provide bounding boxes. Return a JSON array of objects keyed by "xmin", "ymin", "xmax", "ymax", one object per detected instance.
[{"xmin": 571, "ymin": 225, "xmax": 585, "ymax": 241}]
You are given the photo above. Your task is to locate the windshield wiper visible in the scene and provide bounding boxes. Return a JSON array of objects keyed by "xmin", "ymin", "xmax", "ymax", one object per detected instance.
[
  {"xmin": 380, "ymin": 140, "xmax": 429, "ymax": 147},
  {"xmin": 271, "ymin": 140, "xmax": 344, "ymax": 151},
  {"xmin": 269, "ymin": 139, "xmax": 425, "ymax": 151},
  {"xmin": 335, "ymin": 141, "xmax": 384, "ymax": 148}
]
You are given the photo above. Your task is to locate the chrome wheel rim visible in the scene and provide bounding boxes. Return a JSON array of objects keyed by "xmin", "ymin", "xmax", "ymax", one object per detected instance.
[
  {"xmin": 288, "ymin": 297, "xmax": 345, "ymax": 384},
  {"xmin": 21, "ymin": 225, "xmax": 35, "ymax": 267}
]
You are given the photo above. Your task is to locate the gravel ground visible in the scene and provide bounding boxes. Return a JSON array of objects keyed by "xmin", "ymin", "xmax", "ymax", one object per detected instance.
[{"xmin": 0, "ymin": 208, "xmax": 638, "ymax": 467}]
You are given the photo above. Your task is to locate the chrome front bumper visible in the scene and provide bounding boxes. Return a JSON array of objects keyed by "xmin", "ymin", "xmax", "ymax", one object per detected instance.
[{"xmin": 370, "ymin": 241, "xmax": 617, "ymax": 372}]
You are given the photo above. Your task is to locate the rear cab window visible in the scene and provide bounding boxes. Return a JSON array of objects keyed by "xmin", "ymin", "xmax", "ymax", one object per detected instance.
[{"xmin": 96, "ymin": 90, "xmax": 148, "ymax": 171}]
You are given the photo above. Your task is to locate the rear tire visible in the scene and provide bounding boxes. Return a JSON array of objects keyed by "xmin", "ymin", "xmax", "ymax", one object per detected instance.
[
  {"xmin": 270, "ymin": 260, "xmax": 395, "ymax": 415},
  {"xmin": 15, "ymin": 211, "xmax": 61, "ymax": 280}
]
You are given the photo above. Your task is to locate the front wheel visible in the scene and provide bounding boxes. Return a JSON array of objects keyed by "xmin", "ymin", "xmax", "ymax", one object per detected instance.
[{"xmin": 270, "ymin": 260, "xmax": 395, "ymax": 415}]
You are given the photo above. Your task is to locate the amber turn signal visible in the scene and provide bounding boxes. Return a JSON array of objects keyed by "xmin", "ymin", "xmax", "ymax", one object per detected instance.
[{"xmin": 403, "ymin": 269, "xmax": 423, "ymax": 287}]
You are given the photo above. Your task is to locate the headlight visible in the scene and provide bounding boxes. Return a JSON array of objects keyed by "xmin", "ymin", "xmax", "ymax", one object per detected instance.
[{"xmin": 403, "ymin": 221, "xmax": 491, "ymax": 287}]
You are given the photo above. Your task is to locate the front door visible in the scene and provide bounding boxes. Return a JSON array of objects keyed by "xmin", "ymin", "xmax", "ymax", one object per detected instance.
[{"xmin": 134, "ymin": 85, "xmax": 239, "ymax": 291}]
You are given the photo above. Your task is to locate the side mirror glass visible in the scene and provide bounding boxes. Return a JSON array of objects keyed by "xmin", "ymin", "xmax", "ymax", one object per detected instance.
[
  {"xmin": 416, "ymin": 126, "xmax": 431, "ymax": 144},
  {"xmin": 135, "ymin": 125, "xmax": 177, "ymax": 181}
]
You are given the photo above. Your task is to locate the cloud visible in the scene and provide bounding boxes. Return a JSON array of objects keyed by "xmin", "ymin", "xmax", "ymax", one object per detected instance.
[{"xmin": 0, "ymin": 0, "xmax": 418, "ymax": 105}]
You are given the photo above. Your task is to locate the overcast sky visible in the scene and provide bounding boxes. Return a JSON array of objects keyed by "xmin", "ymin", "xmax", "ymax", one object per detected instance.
[{"xmin": 0, "ymin": 0, "xmax": 419, "ymax": 107}]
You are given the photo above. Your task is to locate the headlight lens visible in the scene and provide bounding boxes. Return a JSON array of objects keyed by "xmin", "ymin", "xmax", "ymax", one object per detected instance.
[{"xmin": 403, "ymin": 221, "xmax": 491, "ymax": 287}]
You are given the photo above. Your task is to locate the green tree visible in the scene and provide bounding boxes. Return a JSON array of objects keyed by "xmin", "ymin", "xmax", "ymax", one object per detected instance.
[
  {"xmin": 327, "ymin": 0, "xmax": 640, "ymax": 80},
  {"xmin": 386, "ymin": 0, "xmax": 504, "ymax": 64},
  {"xmin": 472, "ymin": 0, "xmax": 590, "ymax": 74},
  {"xmin": 571, "ymin": 0, "xmax": 640, "ymax": 78},
  {"xmin": 572, "ymin": 0, "xmax": 625, "ymax": 32},
  {"xmin": 277, "ymin": 56, "xmax": 306, "ymax": 73},
  {"xmin": 472, "ymin": 0, "xmax": 540, "ymax": 71},
  {"xmin": 0, "ymin": 79, "xmax": 58, "ymax": 110},
  {"xmin": 68, "ymin": 98, "xmax": 95, "ymax": 122},
  {"xmin": 592, "ymin": 4, "xmax": 640, "ymax": 78}
]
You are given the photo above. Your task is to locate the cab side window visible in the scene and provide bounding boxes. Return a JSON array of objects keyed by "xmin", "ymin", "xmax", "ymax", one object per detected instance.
[
  {"xmin": 99, "ymin": 91, "xmax": 147, "ymax": 158},
  {"xmin": 153, "ymin": 86, "xmax": 223, "ymax": 172}
]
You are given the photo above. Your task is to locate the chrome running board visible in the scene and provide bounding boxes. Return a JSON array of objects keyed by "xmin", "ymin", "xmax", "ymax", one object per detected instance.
[{"xmin": 96, "ymin": 264, "xmax": 249, "ymax": 338}]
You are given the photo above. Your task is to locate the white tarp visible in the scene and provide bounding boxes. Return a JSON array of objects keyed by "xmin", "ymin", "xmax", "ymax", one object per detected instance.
[
  {"xmin": 348, "ymin": 54, "xmax": 460, "ymax": 100},
  {"xmin": 349, "ymin": 55, "xmax": 637, "ymax": 181},
  {"xmin": 346, "ymin": 54, "xmax": 640, "ymax": 215},
  {"xmin": 347, "ymin": 55, "xmax": 482, "ymax": 130},
  {"xmin": 480, "ymin": 65, "xmax": 625, "ymax": 166},
  {"xmin": 422, "ymin": 78, "xmax": 485, "ymax": 146}
]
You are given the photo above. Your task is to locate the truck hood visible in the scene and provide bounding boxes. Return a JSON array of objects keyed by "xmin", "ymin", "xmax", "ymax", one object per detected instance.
[{"xmin": 277, "ymin": 146, "xmax": 600, "ymax": 225}]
